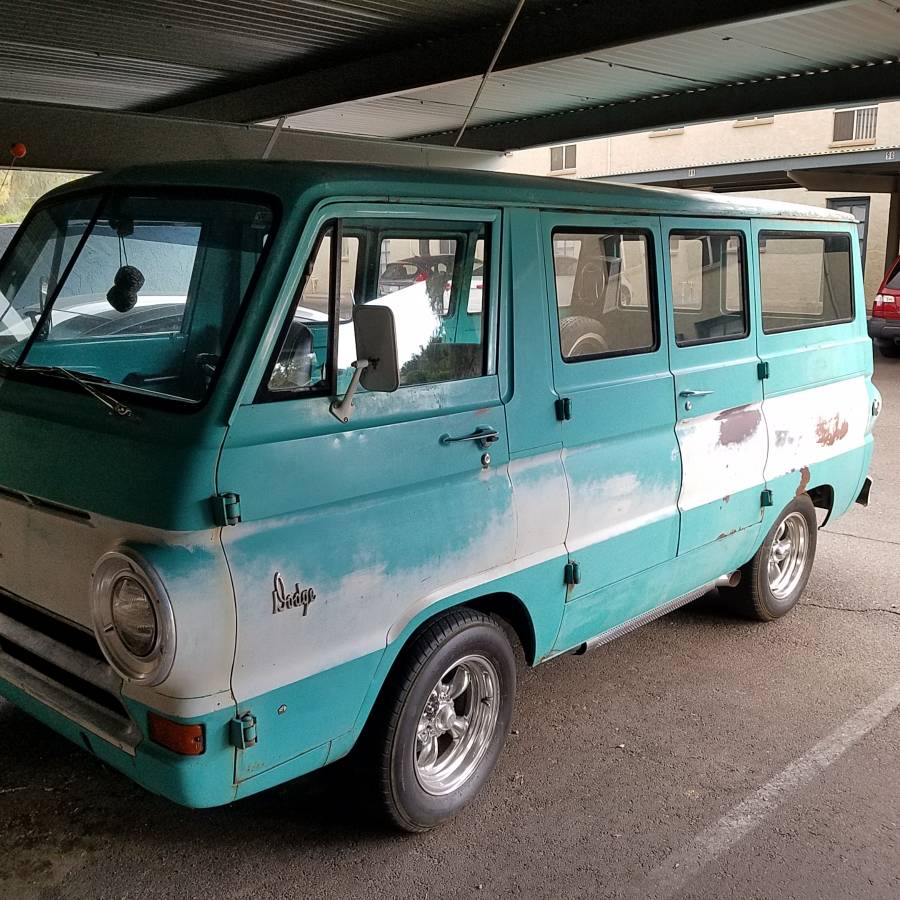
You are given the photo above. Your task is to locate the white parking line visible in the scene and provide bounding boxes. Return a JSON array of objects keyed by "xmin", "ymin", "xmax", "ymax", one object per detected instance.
[{"xmin": 624, "ymin": 676, "xmax": 900, "ymax": 900}]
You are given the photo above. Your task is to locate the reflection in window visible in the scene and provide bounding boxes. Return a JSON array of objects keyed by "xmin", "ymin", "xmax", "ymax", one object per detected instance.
[
  {"xmin": 268, "ymin": 221, "xmax": 488, "ymax": 395},
  {"xmin": 669, "ymin": 232, "xmax": 747, "ymax": 346},
  {"xmin": 759, "ymin": 233, "xmax": 853, "ymax": 333},
  {"xmin": 552, "ymin": 230, "xmax": 655, "ymax": 360}
]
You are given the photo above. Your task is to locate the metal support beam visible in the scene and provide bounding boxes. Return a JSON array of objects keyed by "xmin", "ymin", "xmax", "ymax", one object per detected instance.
[
  {"xmin": 424, "ymin": 57, "xmax": 900, "ymax": 150},
  {"xmin": 0, "ymin": 100, "xmax": 499, "ymax": 173},
  {"xmin": 158, "ymin": 1, "xmax": 849, "ymax": 124},
  {"xmin": 788, "ymin": 170, "xmax": 900, "ymax": 194}
]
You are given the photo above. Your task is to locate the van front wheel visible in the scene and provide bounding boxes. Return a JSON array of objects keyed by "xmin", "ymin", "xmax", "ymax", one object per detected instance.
[
  {"xmin": 731, "ymin": 495, "xmax": 817, "ymax": 621},
  {"xmin": 376, "ymin": 609, "xmax": 516, "ymax": 832}
]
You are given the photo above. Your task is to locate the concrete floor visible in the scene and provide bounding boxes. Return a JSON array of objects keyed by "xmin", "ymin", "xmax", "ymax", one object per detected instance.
[{"xmin": 2, "ymin": 362, "xmax": 899, "ymax": 900}]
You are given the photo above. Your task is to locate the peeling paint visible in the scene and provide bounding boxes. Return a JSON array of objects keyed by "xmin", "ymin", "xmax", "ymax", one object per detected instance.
[
  {"xmin": 717, "ymin": 528, "xmax": 738, "ymax": 541},
  {"xmin": 716, "ymin": 405, "xmax": 762, "ymax": 446},
  {"xmin": 815, "ymin": 414, "xmax": 850, "ymax": 447},
  {"xmin": 774, "ymin": 430, "xmax": 793, "ymax": 448},
  {"xmin": 797, "ymin": 466, "xmax": 811, "ymax": 496}
]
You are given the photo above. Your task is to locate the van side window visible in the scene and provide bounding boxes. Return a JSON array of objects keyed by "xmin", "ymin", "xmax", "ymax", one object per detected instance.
[
  {"xmin": 266, "ymin": 220, "xmax": 487, "ymax": 396},
  {"xmin": 759, "ymin": 232, "xmax": 853, "ymax": 333},
  {"xmin": 669, "ymin": 232, "xmax": 747, "ymax": 346},
  {"xmin": 553, "ymin": 230, "xmax": 656, "ymax": 361}
]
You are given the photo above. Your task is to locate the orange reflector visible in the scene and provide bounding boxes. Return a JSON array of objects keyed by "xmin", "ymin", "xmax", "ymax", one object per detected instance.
[{"xmin": 148, "ymin": 712, "xmax": 205, "ymax": 756}]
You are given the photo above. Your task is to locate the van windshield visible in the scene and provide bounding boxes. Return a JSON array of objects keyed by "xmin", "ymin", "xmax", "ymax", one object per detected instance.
[{"xmin": 0, "ymin": 190, "xmax": 276, "ymax": 405}]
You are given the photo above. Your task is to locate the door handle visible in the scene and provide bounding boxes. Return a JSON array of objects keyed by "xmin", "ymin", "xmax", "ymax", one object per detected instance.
[
  {"xmin": 440, "ymin": 426, "xmax": 500, "ymax": 449},
  {"xmin": 679, "ymin": 389, "xmax": 714, "ymax": 398}
]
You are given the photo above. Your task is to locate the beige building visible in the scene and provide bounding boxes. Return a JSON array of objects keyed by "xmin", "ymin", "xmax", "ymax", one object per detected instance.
[{"xmin": 495, "ymin": 101, "xmax": 900, "ymax": 304}]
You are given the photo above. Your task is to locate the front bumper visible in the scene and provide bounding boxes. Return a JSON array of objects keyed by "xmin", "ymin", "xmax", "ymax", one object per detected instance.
[{"xmin": 0, "ymin": 591, "xmax": 237, "ymax": 808}]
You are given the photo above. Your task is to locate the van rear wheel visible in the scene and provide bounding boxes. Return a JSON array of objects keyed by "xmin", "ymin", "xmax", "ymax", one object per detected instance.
[
  {"xmin": 730, "ymin": 495, "xmax": 817, "ymax": 621},
  {"xmin": 375, "ymin": 608, "xmax": 516, "ymax": 832}
]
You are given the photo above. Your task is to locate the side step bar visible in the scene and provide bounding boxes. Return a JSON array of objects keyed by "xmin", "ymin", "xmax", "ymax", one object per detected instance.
[{"xmin": 575, "ymin": 572, "xmax": 740, "ymax": 656}]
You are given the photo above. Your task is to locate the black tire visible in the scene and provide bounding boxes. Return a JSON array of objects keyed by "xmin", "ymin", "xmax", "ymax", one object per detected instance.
[
  {"xmin": 877, "ymin": 342, "xmax": 900, "ymax": 359},
  {"xmin": 559, "ymin": 316, "xmax": 609, "ymax": 359},
  {"xmin": 730, "ymin": 494, "xmax": 817, "ymax": 621},
  {"xmin": 374, "ymin": 608, "xmax": 516, "ymax": 832}
]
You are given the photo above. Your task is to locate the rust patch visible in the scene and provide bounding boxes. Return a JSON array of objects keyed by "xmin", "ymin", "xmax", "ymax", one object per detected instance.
[
  {"xmin": 717, "ymin": 528, "xmax": 738, "ymax": 541},
  {"xmin": 715, "ymin": 405, "xmax": 762, "ymax": 446},
  {"xmin": 722, "ymin": 494, "xmax": 731, "ymax": 504},
  {"xmin": 796, "ymin": 466, "xmax": 811, "ymax": 497},
  {"xmin": 815, "ymin": 414, "xmax": 849, "ymax": 447}
]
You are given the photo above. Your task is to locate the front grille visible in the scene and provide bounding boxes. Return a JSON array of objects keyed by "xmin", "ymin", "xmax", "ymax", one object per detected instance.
[
  {"xmin": 0, "ymin": 590, "xmax": 105, "ymax": 661},
  {"xmin": 0, "ymin": 588, "xmax": 141, "ymax": 754}
]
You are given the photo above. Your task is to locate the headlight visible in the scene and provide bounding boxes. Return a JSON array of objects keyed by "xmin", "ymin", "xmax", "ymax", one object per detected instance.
[
  {"xmin": 111, "ymin": 575, "xmax": 157, "ymax": 657},
  {"xmin": 91, "ymin": 549, "xmax": 175, "ymax": 684}
]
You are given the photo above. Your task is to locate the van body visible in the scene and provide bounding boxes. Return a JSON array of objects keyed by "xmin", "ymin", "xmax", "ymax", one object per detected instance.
[{"xmin": 0, "ymin": 163, "xmax": 879, "ymax": 828}]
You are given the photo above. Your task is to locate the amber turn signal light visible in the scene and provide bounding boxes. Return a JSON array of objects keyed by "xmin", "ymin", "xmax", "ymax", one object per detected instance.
[{"xmin": 147, "ymin": 712, "xmax": 205, "ymax": 756}]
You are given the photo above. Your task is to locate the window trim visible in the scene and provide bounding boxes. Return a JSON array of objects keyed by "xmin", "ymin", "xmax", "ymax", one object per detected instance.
[
  {"xmin": 551, "ymin": 226, "xmax": 660, "ymax": 364},
  {"xmin": 668, "ymin": 229, "xmax": 750, "ymax": 348},
  {"xmin": 758, "ymin": 230, "xmax": 855, "ymax": 336}
]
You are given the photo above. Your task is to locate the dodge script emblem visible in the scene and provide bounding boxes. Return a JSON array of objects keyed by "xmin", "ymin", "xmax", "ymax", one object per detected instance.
[{"xmin": 271, "ymin": 572, "xmax": 316, "ymax": 616}]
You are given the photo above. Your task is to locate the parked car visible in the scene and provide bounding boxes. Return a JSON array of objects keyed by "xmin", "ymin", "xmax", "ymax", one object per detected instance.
[
  {"xmin": 868, "ymin": 254, "xmax": 900, "ymax": 357},
  {"xmin": 378, "ymin": 254, "xmax": 455, "ymax": 295}
]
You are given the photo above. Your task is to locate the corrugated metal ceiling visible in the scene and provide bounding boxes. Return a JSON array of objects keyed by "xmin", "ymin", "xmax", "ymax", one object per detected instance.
[
  {"xmin": 283, "ymin": 0, "xmax": 900, "ymax": 140},
  {"xmin": 0, "ymin": 0, "xmax": 557, "ymax": 109},
  {"xmin": 0, "ymin": 0, "xmax": 898, "ymax": 150}
]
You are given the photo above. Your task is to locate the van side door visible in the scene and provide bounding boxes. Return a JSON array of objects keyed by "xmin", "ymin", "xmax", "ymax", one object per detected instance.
[
  {"xmin": 217, "ymin": 204, "xmax": 514, "ymax": 781},
  {"xmin": 661, "ymin": 218, "xmax": 766, "ymax": 554},
  {"xmin": 541, "ymin": 213, "xmax": 681, "ymax": 643},
  {"xmin": 753, "ymin": 221, "xmax": 873, "ymax": 516}
]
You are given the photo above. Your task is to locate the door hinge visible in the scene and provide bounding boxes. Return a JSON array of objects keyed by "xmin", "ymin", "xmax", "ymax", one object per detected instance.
[
  {"xmin": 216, "ymin": 492, "xmax": 242, "ymax": 526},
  {"xmin": 564, "ymin": 561, "xmax": 581, "ymax": 586},
  {"xmin": 229, "ymin": 712, "xmax": 258, "ymax": 749},
  {"xmin": 555, "ymin": 397, "xmax": 573, "ymax": 421},
  {"xmin": 760, "ymin": 489, "xmax": 774, "ymax": 508},
  {"xmin": 757, "ymin": 361, "xmax": 770, "ymax": 380}
]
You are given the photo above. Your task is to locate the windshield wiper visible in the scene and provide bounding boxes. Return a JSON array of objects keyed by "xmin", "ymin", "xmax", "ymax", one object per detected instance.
[{"xmin": 0, "ymin": 361, "xmax": 136, "ymax": 419}]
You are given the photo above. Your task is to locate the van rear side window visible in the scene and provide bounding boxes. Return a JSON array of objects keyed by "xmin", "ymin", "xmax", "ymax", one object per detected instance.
[
  {"xmin": 552, "ymin": 230, "xmax": 656, "ymax": 361},
  {"xmin": 759, "ymin": 232, "xmax": 854, "ymax": 333}
]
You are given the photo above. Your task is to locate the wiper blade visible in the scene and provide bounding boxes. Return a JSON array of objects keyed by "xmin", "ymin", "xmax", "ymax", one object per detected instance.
[{"xmin": 2, "ymin": 362, "xmax": 137, "ymax": 420}]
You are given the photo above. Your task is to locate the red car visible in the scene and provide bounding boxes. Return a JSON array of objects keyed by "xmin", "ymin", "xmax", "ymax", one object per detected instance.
[{"xmin": 869, "ymin": 254, "xmax": 900, "ymax": 357}]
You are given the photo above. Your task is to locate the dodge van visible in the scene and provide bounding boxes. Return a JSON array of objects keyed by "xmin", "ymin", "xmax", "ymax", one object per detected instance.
[{"xmin": 0, "ymin": 163, "xmax": 879, "ymax": 831}]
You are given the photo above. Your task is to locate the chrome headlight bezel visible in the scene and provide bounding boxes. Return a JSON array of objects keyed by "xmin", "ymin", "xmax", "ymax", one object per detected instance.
[{"xmin": 90, "ymin": 549, "xmax": 175, "ymax": 685}]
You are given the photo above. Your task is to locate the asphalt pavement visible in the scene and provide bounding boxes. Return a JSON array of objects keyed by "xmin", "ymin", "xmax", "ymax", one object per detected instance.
[{"xmin": 1, "ymin": 361, "xmax": 898, "ymax": 900}]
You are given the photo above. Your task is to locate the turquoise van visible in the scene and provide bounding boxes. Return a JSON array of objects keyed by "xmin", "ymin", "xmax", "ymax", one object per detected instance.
[{"xmin": 0, "ymin": 163, "xmax": 879, "ymax": 831}]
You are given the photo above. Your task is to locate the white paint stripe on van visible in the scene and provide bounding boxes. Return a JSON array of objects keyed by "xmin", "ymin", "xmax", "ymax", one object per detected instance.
[
  {"xmin": 622, "ymin": 674, "xmax": 900, "ymax": 900},
  {"xmin": 678, "ymin": 376, "xmax": 869, "ymax": 513}
]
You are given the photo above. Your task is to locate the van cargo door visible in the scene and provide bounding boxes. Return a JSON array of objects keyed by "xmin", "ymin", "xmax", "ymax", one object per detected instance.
[{"xmin": 662, "ymin": 218, "xmax": 766, "ymax": 554}]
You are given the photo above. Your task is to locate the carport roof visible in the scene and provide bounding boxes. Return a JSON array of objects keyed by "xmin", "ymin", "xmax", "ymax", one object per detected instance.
[{"xmin": 2, "ymin": 0, "xmax": 900, "ymax": 151}]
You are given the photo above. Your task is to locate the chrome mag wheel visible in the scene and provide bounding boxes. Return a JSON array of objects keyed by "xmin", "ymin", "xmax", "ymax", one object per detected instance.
[
  {"xmin": 767, "ymin": 511, "xmax": 810, "ymax": 600},
  {"xmin": 414, "ymin": 654, "xmax": 500, "ymax": 796}
]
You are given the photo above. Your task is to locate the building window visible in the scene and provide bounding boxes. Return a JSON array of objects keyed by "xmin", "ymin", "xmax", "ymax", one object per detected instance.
[
  {"xmin": 832, "ymin": 106, "xmax": 878, "ymax": 144},
  {"xmin": 550, "ymin": 144, "xmax": 577, "ymax": 171}
]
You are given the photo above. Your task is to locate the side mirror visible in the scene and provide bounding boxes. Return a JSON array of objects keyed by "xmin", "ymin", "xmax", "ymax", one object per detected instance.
[{"xmin": 330, "ymin": 304, "xmax": 399, "ymax": 423}]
